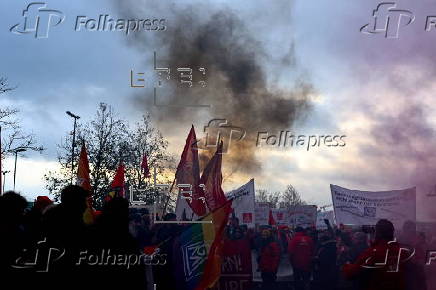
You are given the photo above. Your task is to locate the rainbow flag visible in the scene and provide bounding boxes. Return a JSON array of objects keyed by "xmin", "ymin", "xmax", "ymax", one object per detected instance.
[{"xmin": 173, "ymin": 202, "xmax": 232, "ymax": 290}]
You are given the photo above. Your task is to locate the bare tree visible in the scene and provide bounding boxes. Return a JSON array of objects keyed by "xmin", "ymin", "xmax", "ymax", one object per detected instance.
[
  {"xmin": 281, "ymin": 184, "xmax": 306, "ymax": 207},
  {"xmin": 123, "ymin": 114, "xmax": 172, "ymax": 188},
  {"xmin": 0, "ymin": 78, "xmax": 44, "ymax": 159},
  {"xmin": 45, "ymin": 103, "xmax": 172, "ymax": 209},
  {"xmin": 255, "ymin": 184, "xmax": 306, "ymax": 208},
  {"xmin": 45, "ymin": 103, "xmax": 127, "ymax": 206},
  {"xmin": 122, "ymin": 114, "xmax": 174, "ymax": 206},
  {"xmin": 0, "ymin": 77, "xmax": 16, "ymax": 94},
  {"xmin": 255, "ymin": 189, "xmax": 281, "ymax": 208}
]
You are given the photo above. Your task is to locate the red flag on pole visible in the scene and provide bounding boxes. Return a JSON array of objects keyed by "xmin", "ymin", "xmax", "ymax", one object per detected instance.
[
  {"xmin": 200, "ymin": 141, "xmax": 228, "ymax": 212},
  {"xmin": 76, "ymin": 142, "xmax": 94, "ymax": 224},
  {"xmin": 76, "ymin": 142, "xmax": 92, "ymax": 192},
  {"xmin": 107, "ymin": 162, "xmax": 125, "ymax": 200},
  {"xmin": 175, "ymin": 125, "xmax": 207, "ymax": 217},
  {"xmin": 268, "ymin": 209, "xmax": 276, "ymax": 225},
  {"xmin": 141, "ymin": 153, "xmax": 151, "ymax": 178}
]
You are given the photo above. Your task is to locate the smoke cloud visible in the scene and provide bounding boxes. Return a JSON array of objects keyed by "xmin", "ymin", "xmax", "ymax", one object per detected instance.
[{"xmin": 117, "ymin": 1, "xmax": 314, "ymax": 175}]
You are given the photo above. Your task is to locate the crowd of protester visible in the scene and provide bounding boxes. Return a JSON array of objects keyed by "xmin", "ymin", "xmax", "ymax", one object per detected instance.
[
  {"xmin": 0, "ymin": 186, "xmax": 435, "ymax": 290},
  {"xmin": 243, "ymin": 217, "xmax": 435, "ymax": 290}
]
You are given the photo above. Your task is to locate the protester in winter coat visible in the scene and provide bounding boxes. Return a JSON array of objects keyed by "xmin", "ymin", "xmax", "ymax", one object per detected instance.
[
  {"xmin": 288, "ymin": 226, "xmax": 314, "ymax": 290},
  {"xmin": 337, "ymin": 232, "xmax": 354, "ymax": 290},
  {"xmin": 342, "ymin": 219, "xmax": 408, "ymax": 290},
  {"xmin": 90, "ymin": 197, "xmax": 146, "ymax": 289},
  {"xmin": 398, "ymin": 220, "xmax": 428, "ymax": 290},
  {"xmin": 258, "ymin": 229, "xmax": 281, "ymax": 290},
  {"xmin": 226, "ymin": 217, "xmax": 245, "ymax": 240},
  {"xmin": 349, "ymin": 231, "xmax": 368, "ymax": 263},
  {"xmin": 276, "ymin": 226, "xmax": 290, "ymax": 253},
  {"xmin": 0, "ymin": 191, "xmax": 29, "ymax": 289},
  {"xmin": 313, "ymin": 231, "xmax": 337, "ymax": 290},
  {"xmin": 42, "ymin": 185, "xmax": 90, "ymax": 290}
]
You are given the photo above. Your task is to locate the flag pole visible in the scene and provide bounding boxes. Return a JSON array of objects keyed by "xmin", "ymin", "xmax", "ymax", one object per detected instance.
[
  {"xmin": 161, "ymin": 177, "xmax": 176, "ymax": 217},
  {"xmin": 153, "ymin": 167, "xmax": 156, "ymax": 186}
]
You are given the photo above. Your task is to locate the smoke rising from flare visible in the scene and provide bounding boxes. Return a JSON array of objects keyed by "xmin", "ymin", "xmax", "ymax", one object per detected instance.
[{"xmin": 121, "ymin": 3, "xmax": 314, "ymax": 174}]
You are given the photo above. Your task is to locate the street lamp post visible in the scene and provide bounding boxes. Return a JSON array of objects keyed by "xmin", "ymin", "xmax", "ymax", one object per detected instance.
[
  {"xmin": 11, "ymin": 148, "xmax": 26, "ymax": 191},
  {"xmin": 66, "ymin": 111, "xmax": 80, "ymax": 184},
  {"xmin": 2, "ymin": 170, "xmax": 10, "ymax": 193}
]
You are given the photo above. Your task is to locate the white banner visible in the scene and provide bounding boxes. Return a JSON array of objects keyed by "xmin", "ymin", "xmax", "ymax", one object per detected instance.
[
  {"xmin": 288, "ymin": 205, "xmax": 317, "ymax": 229},
  {"xmin": 227, "ymin": 179, "xmax": 256, "ymax": 228},
  {"xmin": 316, "ymin": 210, "xmax": 335, "ymax": 230},
  {"xmin": 255, "ymin": 202, "xmax": 270, "ymax": 225},
  {"xmin": 330, "ymin": 184, "xmax": 416, "ymax": 228}
]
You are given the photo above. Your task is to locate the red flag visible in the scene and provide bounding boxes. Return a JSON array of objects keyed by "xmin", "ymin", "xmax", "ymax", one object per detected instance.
[
  {"xmin": 268, "ymin": 209, "xmax": 276, "ymax": 225},
  {"xmin": 76, "ymin": 142, "xmax": 92, "ymax": 192},
  {"xmin": 143, "ymin": 245, "xmax": 159, "ymax": 255},
  {"xmin": 141, "ymin": 153, "xmax": 151, "ymax": 178},
  {"xmin": 108, "ymin": 162, "xmax": 125, "ymax": 199},
  {"xmin": 111, "ymin": 162, "xmax": 125, "ymax": 188},
  {"xmin": 76, "ymin": 142, "xmax": 94, "ymax": 224},
  {"xmin": 200, "ymin": 141, "xmax": 228, "ymax": 212},
  {"xmin": 175, "ymin": 125, "xmax": 207, "ymax": 216}
]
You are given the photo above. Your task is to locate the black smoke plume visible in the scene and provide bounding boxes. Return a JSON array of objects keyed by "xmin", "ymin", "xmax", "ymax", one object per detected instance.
[{"xmin": 117, "ymin": 2, "xmax": 314, "ymax": 175}]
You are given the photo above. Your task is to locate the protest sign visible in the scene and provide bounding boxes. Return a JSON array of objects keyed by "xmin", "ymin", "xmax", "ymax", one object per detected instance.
[
  {"xmin": 288, "ymin": 205, "xmax": 317, "ymax": 228},
  {"xmin": 271, "ymin": 208, "xmax": 288, "ymax": 225},
  {"xmin": 330, "ymin": 184, "xmax": 416, "ymax": 228},
  {"xmin": 254, "ymin": 202, "xmax": 270, "ymax": 225},
  {"xmin": 316, "ymin": 210, "xmax": 335, "ymax": 230},
  {"xmin": 217, "ymin": 239, "xmax": 252, "ymax": 290}
]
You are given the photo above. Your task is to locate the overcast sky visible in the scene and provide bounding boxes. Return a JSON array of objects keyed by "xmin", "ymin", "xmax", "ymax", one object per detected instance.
[{"xmin": 1, "ymin": 0, "xmax": 436, "ymax": 221}]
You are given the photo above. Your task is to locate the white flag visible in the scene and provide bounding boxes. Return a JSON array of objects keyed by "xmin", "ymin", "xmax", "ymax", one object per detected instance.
[{"xmin": 226, "ymin": 179, "xmax": 256, "ymax": 228}]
